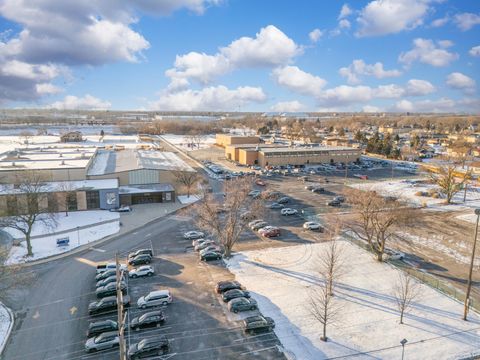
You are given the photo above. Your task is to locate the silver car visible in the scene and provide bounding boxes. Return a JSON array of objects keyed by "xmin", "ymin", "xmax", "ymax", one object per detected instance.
[{"xmin": 85, "ymin": 331, "xmax": 119, "ymax": 353}]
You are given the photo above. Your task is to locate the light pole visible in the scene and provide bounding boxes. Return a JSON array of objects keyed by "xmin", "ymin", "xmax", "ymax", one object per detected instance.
[
  {"xmin": 400, "ymin": 338, "xmax": 407, "ymax": 360},
  {"xmin": 463, "ymin": 208, "xmax": 480, "ymax": 320}
]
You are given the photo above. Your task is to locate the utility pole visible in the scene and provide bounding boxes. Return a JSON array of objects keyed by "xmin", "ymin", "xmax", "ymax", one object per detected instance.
[
  {"xmin": 116, "ymin": 253, "xmax": 127, "ymax": 359},
  {"xmin": 464, "ymin": 208, "xmax": 480, "ymax": 321}
]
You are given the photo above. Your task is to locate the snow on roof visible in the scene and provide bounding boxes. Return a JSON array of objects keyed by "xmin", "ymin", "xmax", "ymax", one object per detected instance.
[
  {"xmin": 0, "ymin": 179, "xmax": 118, "ymax": 195},
  {"xmin": 119, "ymin": 183, "xmax": 174, "ymax": 194},
  {"xmin": 138, "ymin": 150, "xmax": 195, "ymax": 172}
]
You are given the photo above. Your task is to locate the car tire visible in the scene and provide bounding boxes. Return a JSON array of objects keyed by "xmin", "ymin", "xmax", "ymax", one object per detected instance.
[
  {"xmin": 132, "ymin": 274, "xmax": 137, "ymax": 279},
  {"xmin": 233, "ymin": 309, "xmax": 238, "ymax": 313},
  {"xmin": 141, "ymin": 305, "xmax": 146, "ymax": 309},
  {"xmin": 251, "ymin": 306, "xmax": 256, "ymax": 310},
  {"xmin": 162, "ymin": 301, "xmax": 168, "ymax": 306},
  {"xmin": 147, "ymin": 272, "xmax": 153, "ymax": 277},
  {"xmin": 135, "ymin": 327, "xmax": 140, "ymax": 331}
]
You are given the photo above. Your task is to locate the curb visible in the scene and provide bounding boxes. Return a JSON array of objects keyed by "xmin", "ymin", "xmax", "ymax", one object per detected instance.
[
  {"xmin": 17, "ymin": 204, "xmax": 190, "ymax": 267},
  {"xmin": 0, "ymin": 301, "xmax": 14, "ymax": 357}
]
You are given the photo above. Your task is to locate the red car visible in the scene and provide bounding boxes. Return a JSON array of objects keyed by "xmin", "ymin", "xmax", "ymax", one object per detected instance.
[
  {"xmin": 258, "ymin": 226, "xmax": 280, "ymax": 238},
  {"xmin": 255, "ymin": 179, "xmax": 266, "ymax": 186}
]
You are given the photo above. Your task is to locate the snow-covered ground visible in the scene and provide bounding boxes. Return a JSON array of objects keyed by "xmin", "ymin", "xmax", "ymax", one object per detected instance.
[
  {"xmin": 177, "ymin": 195, "xmax": 202, "ymax": 204},
  {"xmin": 160, "ymin": 134, "xmax": 215, "ymax": 151},
  {"xmin": 4, "ymin": 210, "xmax": 120, "ymax": 264},
  {"xmin": 0, "ymin": 302, "xmax": 13, "ymax": 355},
  {"xmin": 227, "ymin": 242, "xmax": 480, "ymax": 360},
  {"xmin": 350, "ymin": 179, "xmax": 480, "ymax": 223}
]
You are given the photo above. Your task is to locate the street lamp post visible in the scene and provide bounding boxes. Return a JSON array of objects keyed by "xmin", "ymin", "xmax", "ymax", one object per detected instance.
[
  {"xmin": 400, "ymin": 338, "xmax": 408, "ymax": 360},
  {"xmin": 463, "ymin": 208, "xmax": 480, "ymax": 320}
]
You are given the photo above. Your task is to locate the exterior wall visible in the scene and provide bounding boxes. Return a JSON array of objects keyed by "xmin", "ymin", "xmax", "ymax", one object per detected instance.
[
  {"xmin": 88, "ymin": 172, "xmax": 128, "ymax": 185},
  {"xmin": 99, "ymin": 188, "xmax": 119, "ymax": 210},
  {"xmin": 128, "ymin": 169, "xmax": 160, "ymax": 185},
  {"xmin": 0, "ymin": 196, "xmax": 6, "ymax": 213},
  {"xmin": 238, "ymin": 149, "xmax": 258, "ymax": 165},
  {"xmin": 76, "ymin": 191, "xmax": 87, "ymax": 211},
  {"xmin": 0, "ymin": 168, "xmax": 86, "ymax": 183},
  {"xmin": 258, "ymin": 149, "xmax": 362, "ymax": 167},
  {"xmin": 216, "ymin": 134, "xmax": 260, "ymax": 147}
]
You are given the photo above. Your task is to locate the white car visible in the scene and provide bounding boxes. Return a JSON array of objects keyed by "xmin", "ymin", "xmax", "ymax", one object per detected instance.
[
  {"xmin": 109, "ymin": 205, "xmax": 131, "ymax": 213},
  {"xmin": 192, "ymin": 238, "xmax": 212, "ymax": 247},
  {"xmin": 303, "ymin": 221, "xmax": 323, "ymax": 231},
  {"xmin": 281, "ymin": 208, "xmax": 298, "ymax": 216},
  {"xmin": 129, "ymin": 265, "xmax": 154, "ymax": 278},
  {"xmin": 183, "ymin": 231, "xmax": 205, "ymax": 240},
  {"xmin": 96, "ymin": 263, "xmax": 127, "ymax": 275},
  {"xmin": 137, "ymin": 290, "xmax": 172, "ymax": 309}
]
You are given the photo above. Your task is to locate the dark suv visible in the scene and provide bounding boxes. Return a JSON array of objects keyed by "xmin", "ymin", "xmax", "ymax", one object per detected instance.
[
  {"xmin": 87, "ymin": 320, "xmax": 119, "ymax": 337},
  {"xmin": 128, "ymin": 254, "xmax": 152, "ymax": 266},
  {"xmin": 127, "ymin": 249, "xmax": 153, "ymax": 260},
  {"xmin": 215, "ymin": 281, "xmax": 242, "ymax": 294},
  {"xmin": 130, "ymin": 310, "xmax": 165, "ymax": 331},
  {"xmin": 88, "ymin": 295, "xmax": 130, "ymax": 316},
  {"xmin": 244, "ymin": 315, "xmax": 275, "ymax": 334},
  {"xmin": 127, "ymin": 337, "xmax": 169, "ymax": 359}
]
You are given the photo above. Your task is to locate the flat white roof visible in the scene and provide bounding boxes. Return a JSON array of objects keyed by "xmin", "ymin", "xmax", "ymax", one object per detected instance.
[{"xmin": 0, "ymin": 178, "xmax": 118, "ymax": 195}]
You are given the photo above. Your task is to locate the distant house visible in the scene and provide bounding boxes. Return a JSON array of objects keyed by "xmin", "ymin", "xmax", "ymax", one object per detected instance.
[{"xmin": 60, "ymin": 131, "xmax": 83, "ymax": 143}]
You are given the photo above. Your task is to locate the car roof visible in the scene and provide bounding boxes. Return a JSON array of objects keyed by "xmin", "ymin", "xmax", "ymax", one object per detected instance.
[
  {"xmin": 147, "ymin": 290, "xmax": 170, "ymax": 296},
  {"xmin": 97, "ymin": 331, "xmax": 118, "ymax": 338},
  {"xmin": 245, "ymin": 315, "xmax": 265, "ymax": 323},
  {"xmin": 137, "ymin": 265, "xmax": 152, "ymax": 270},
  {"xmin": 138, "ymin": 336, "xmax": 168, "ymax": 349},
  {"xmin": 89, "ymin": 319, "xmax": 115, "ymax": 327},
  {"xmin": 100, "ymin": 296, "xmax": 116, "ymax": 302}
]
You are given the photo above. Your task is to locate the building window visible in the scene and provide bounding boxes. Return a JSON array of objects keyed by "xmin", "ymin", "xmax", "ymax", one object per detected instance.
[
  {"xmin": 86, "ymin": 191, "xmax": 100, "ymax": 209},
  {"xmin": 48, "ymin": 193, "xmax": 58, "ymax": 212},
  {"xmin": 67, "ymin": 193, "xmax": 77, "ymax": 211}
]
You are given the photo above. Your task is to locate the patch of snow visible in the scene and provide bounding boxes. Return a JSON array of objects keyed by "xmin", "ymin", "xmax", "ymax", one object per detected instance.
[
  {"xmin": 0, "ymin": 302, "xmax": 13, "ymax": 354},
  {"xmin": 227, "ymin": 242, "xmax": 480, "ymax": 360},
  {"xmin": 177, "ymin": 195, "xmax": 202, "ymax": 204},
  {"xmin": 160, "ymin": 134, "xmax": 216, "ymax": 151}
]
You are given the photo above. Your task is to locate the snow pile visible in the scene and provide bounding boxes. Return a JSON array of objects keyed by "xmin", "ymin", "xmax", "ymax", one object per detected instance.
[
  {"xmin": 4, "ymin": 211, "xmax": 120, "ymax": 264},
  {"xmin": 177, "ymin": 195, "xmax": 202, "ymax": 204},
  {"xmin": 0, "ymin": 302, "xmax": 12, "ymax": 354},
  {"xmin": 160, "ymin": 134, "xmax": 215, "ymax": 151},
  {"xmin": 227, "ymin": 242, "xmax": 480, "ymax": 360}
]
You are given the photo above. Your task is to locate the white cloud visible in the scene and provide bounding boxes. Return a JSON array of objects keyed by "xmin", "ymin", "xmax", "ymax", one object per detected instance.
[
  {"xmin": 391, "ymin": 97, "xmax": 456, "ymax": 113},
  {"xmin": 374, "ymin": 84, "xmax": 405, "ymax": 99},
  {"xmin": 362, "ymin": 105, "xmax": 381, "ymax": 112},
  {"xmin": 446, "ymin": 72, "xmax": 476, "ymax": 94},
  {"xmin": 47, "ymin": 94, "xmax": 111, "ymax": 110},
  {"xmin": 431, "ymin": 16, "xmax": 449, "ymax": 28},
  {"xmin": 355, "ymin": 0, "xmax": 430, "ymax": 37},
  {"xmin": 438, "ymin": 40, "xmax": 453, "ymax": 48},
  {"xmin": 339, "ymin": 19, "xmax": 351, "ymax": 29},
  {"xmin": 319, "ymin": 85, "xmax": 374, "ymax": 105},
  {"xmin": 166, "ymin": 25, "xmax": 301, "ymax": 85},
  {"xmin": 36, "ymin": 83, "xmax": 63, "ymax": 95},
  {"xmin": 149, "ymin": 85, "xmax": 267, "ymax": 111},
  {"xmin": 272, "ymin": 65, "xmax": 327, "ymax": 97},
  {"xmin": 470, "ymin": 46, "xmax": 480, "ymax": 57},
  {"xmin": 270, "ymin": 100, "xmax": 304, "ymax": 112},
  {"xmin": 399, "ymin": 38, "xmax": 459, "ymax": 67},
  {"xmin": 339, "ymin": 59, "xmax": 401, "ymax": 84},
  {"xmin": 405, "ymin": 79, "xmax": 436, "ymax": 96},
  {"xmin": 338, "ymin": 4, "xmax": 353, "ymax": 19},
  {"xmin": 453, "ymin": 13, "xmax": 480, "ymax": 31},
  {"xmin": 309, "ymin": 28, "xmax": 323, "ymax": 43}
]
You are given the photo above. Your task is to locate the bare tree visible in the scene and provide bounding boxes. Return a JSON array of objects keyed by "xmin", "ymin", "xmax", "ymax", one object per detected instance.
[
  {"xmin": 309, "ymin": 233, "xmax": 345, "ymax": 341},
  {"xmin": 173, "ymin": 171, "xmax": 199, "ymax": 198},
  {"xmin": 192, "ymin": 177, "xmax": 262, "ymax": 258},
  {"xmin": 0, "ymin": 171, "xmax": 57, "ymax": 257},
  {"xmin": 58, "ymin": 181, "xmax": 77, "ymax": 216},
  {"xmin": 0, "ymin": 247, "xmax": 33, "ymax": 294},
  {"xmin": 392, "ymin": 272, "xmax": 420, "ymax": 324},
  {"xmin": 426, "ymin": 163, "xmax": 471, "ymax": 204},
  {"xmin": 190, "ymin": 132, "xmax": 207, "ymax": 149},
  {"xmin": 19, "ymin": 130, "xmax": 33, "ymax": 148},
  {"xmin": 345, "ymin": 189, "xmax": 413, "ymax": 262}
]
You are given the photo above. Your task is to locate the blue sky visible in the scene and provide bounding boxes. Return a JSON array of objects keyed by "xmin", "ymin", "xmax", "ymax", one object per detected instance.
[{"xmin": 0, "ymin": 0, "xmax": 479, "ymax": 112}]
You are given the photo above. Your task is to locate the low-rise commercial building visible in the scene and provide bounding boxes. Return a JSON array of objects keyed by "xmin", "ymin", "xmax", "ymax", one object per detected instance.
[{"xmin": 216, "ymin": 134, "xmax": 260, "ymax": 147}]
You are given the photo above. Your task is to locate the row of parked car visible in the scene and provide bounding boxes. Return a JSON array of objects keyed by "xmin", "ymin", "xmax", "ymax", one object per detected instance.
[
  {"xmin": 184, "ymin": 231, "xmax": 224, "ymax": 261},
  {"xmin": 215, "ymin": 281, "xmax": 275, "ymax": 334},
  {"xmin": 85, "ymin": 249, "xmax": 173, "ymax": 358}
]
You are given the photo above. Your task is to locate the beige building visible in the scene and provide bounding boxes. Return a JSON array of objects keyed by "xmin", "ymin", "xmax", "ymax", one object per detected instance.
[{"xmin": 216, "ymin": 134, "xmax": 260, "ymax": 147}]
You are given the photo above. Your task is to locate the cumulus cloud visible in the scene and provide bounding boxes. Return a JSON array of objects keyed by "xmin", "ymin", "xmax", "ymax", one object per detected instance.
[
  {"xmin": 339, "ymin": 19, "xmax": 351, "ymax": 29},
  {"xmin": 149, "ymin": 85, "xmax": 267, "ymax": 111},
  {"xmin": 446, "ymin": 72, "xmax": 476, "ymax": 94},
  {"xmin": 355, "ymin": 0, "xmax": 431, "ymax": 37},
  {"xmin": 309, "ymin": 28, "xmax": 323, "ymax": 43},
  {"xmin": 399, "ymin": 38, "xmax": 459, "ymax": 67},
  {"xmin": 339, "ymin": 59, "xmax": 401, "ymax": 84},
  {"xmin": 47, "ymin": 94, "xmax": 111, "ymax": 110},
  {"xmin": 453, "ymin": 13, "xmax": 480, "ymax": 31},
  {"xmin": 470, "ymin": 46, "xmax": 480, "ymax": 57},
  {"xmin": 165, "ymin": 25, "xmax": 301, "ymax": 86},
  {"xmin": 270, "ymin": 100, "xmax": 304, "ymax": 112},
  {"xmin": 272, "ymin": 65, "xmax": 327, "ymax": 97},
  {"xmin": 431, "ymin": 16, "xmax": 449, "ymax": 28},
  {"xmin": 339, "ymin": 4, "xmax": 353, "ymax": 19},
  {"xmin": 362, "ymin": 105, "xmax": 381, "ymax": 112},
  {"xmin": 391, "ymin": 97, "xmax": 456, "ymax": 113},
  {"xmin": 405, "ymin": 79, "xmax": 436, "ymax": 96}
]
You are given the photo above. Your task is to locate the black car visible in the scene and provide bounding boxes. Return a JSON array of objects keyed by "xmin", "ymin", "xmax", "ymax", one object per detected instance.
[
  {"xmin": 222, "ymin": 289, "xmax": 250, "ymax": 302},
  {"xmin": 89, "ymin": 295, "xmax": 130, "ymax": 316},
  {"xmin": 200, "ymin": 250, "xmax": 223, "ymax": 261},
  {"xmin": 277, "ymin": 197, "xmax": 290, "ymax": 204},
  {"xmin": 87, "ymin": 320, "xmax": 119, "ymax": 337},
  {"xmin": 127, "ymin": 337, "xmax": 169, "ymax": 359},
  {"xmin": 215, "ymin": 280, "xmax": 242, "ymax": 294},
  {"xmin": 327, "ymin": 199, "xmax": 341, "ymax": 207},
  {"xmin": 128, "ymin": 249, "xmax": 153, "ymax": 260},
  {"xmin": 130, "ymin": 310, "xmax": 165, "ymax": 331},
  {"xmin": 95, "ymin": 269, "xmax": 117, "ymax": 281},
  {"xmin": 96, "ymin": 281, "xmax": 126, "ymax": 298},
  {"xmin": 244, "ymin": 315, "xmax": 275, "ymax": 334},
  {"xmin": 227, "ymin": 297, "xmax": 258, "ymax": 313},
  {"xmin": 312, "ymin": 187, "xmax": 325, "ymax": 193},
  {"xmin": 128, "ymin": 254, "xmax": 152, "ymax": 266}
]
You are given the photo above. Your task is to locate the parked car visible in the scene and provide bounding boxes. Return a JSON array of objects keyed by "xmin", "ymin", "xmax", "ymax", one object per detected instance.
[
  {"xmin": 326, "ymin": 199, "xmax": 341, "ymax": 207},
  {"xmin": 88, "ymin": 296, "xmax": 130, "ymax": 316},
  {"xmin": 127, "ymin": 337, "xmax": 169, "ymax": 359},
  {"xmin": 222, "ymin": 289, "xmax": 250, "ymax": 302},
  {"xmin": 129, "ymin": 265, "xmax": 154, "ymax": 278},
  {"xmin": 130, "ymin": 310, "xmax": 165, "ymax": 331},
  {"xmin": 311, "ymin": 187, "xmax": 325, "ymax": 193},
  {"xmin": 303, "ymin": 222, "xmax": 324, "ymax": 231},
  {"xmin": 258, "ymin": 226, "xmax": 280, "ymax": 237},
  {"xmin": 194, "ymin": 240, "xmax": 217, "ymax": 252},
  {"xmin": 137, "ymin": 290, "xmax": 172, "ymax": 309},
  {"xmin": 199, "ymin": 245, "xmax": 221, "ymax": 255},
  {"xmin": 248, "ymin": 190, "xmax": 261, "ymax": 197},
  {"xmin": 268, "ymin": 202, "xmax": 284, "ymax": 209},
  {"xmin": 96, "ymin": 275, "xmax": 121, "ymax": 288},
  {"xmin": 183, "ymin": 231, "xmax": 205, "ymax": 240},
  {"xmin": 127, "ymin": 249, "xmax": 153, "ymax": 260},
  {"xmin": 334, "ymin": 196, "xmax": 345, "ymax": 203},
  {"xmin": 128, "ymin": 254, "xmax": 152, "ymax": 266},
  {"xmin": 251, "ymin": 221, "xmax": 268, "ymax": 231},
  {"xmin": 95, "ymin": 269, "xmax": 117, "ymax": 281},
  {"xmin": 228, "ymin": 297, "xmax": 258, "ymax": 313},
  {"xmin": 305, "ymin": 183, "xmax": 320, "ymax": 190},
  {"xmin": 240, "ymin": 211, "xmax": 256, "ymax": 221},
  {"xmin": 384, "ymin": 249, "xmax": 405, "ymax": 261},
  {"xmin": 244, "ymin": 315, "xmax": 275, "ymax": 334},
  {"xmin": 96, "ymin": 263, "xmax": 127, "ymax": 275},
  {"xmin": 281, "ymin": 208, "xmax": 298, "ymax": 216},
  {"xmin": 248, "ymin": 219, "xmax": 264, "ymax": 228},
  {"xmin": 215, "ymin": 280, "xmax": 242, "ymax": 294},
  {"xmin": 87, "ymin": 320, "xmax": 119, "ymax": 338},
  {"xmin": 192, "ymin": 238, "xmax": 214, "ymax": 247},
  {"xmin": 277, "ymin": 197, "xmax": 290, "ymax": 204},
  {"xmin": 85, "ymin": 331, "xmax": 119, "ymax": 353},
  {"xmin": 96, "ymin": 281, "xmax": 126, "ymax": 298},
  {"xmin": 255, "ymin": 179, "xmax": 266, "ymax": 186},
  {"xmin": 200, "ymin": 250, "xmax": 223, "ymax": 261},
  {"xmin": 109, "ymin": 205, "xmax": 131, "ymax": 213}
]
